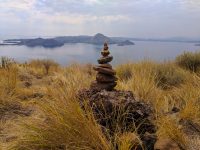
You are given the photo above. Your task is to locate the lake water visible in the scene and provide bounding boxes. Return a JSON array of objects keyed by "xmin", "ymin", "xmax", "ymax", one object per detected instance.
[{"xmin": 0, "ymin": 41, "xmax": 199, "ymax": 66}]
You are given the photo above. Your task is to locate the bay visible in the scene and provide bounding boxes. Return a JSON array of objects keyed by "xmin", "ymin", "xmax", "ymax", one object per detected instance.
[{"xmin": 0, "ymin": 41, "xmax": 199, "ymax": 66}]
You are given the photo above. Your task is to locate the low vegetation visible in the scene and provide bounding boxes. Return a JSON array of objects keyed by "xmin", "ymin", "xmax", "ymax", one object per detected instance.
[
  {"xmin": 0, "ymin": 51, "xmax": 200, "ymax": 150},
  {"xmin": 176, "ymin": 51, "xmax": 200, "ymax": 73},
  {"xmin": 154, "ymin": 63, "xmax": 186, "ymax": 89},
  {"xmin": 28, "ymin": 59, "xmax": 59, "ymax": 75},
  {"xmin": 0, "ymin": 57, "xmax": 15, "ymax": 69}
]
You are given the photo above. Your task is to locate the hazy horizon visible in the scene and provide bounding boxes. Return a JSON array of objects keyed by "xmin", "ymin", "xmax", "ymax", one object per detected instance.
[
  {"xmin": 0, "ymin": 33, "xmax": 200, "ymax": 41},
  {"xmin": 0, "ymin": 0, "xmax": 200, "ymax": 39}
]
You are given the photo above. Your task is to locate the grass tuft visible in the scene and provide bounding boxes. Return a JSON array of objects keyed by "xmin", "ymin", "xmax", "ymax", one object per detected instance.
[
  {"xmin": 154, "ymin": 63, "xmax": 186, "ymax": 89},
  {"xmin": 176, "ymin": 51, "xmax": 200, "ymax": 73}
]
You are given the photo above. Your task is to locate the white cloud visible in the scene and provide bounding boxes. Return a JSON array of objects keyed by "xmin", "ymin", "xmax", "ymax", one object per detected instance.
[
  {"xmin": 0, "ymin": 0, "xmax": 200, "ymax": 37},
  {"xmin": 0, "ymin": 0, "xmax": 36, "ymax": 11},
  {"xmin": 30, "ymin": 11, "xmax": 131, "ymax": 24},
  {"xmin": 0, "ymin": 11, "xmax": 21, "ymax": 23},
  {"xmin": 181, "ymin": 0, "xmax": 200, "ymax": 12},
  {"xmin": 83, "ymin": 0, "xmax": 101, "ymax": 5}
]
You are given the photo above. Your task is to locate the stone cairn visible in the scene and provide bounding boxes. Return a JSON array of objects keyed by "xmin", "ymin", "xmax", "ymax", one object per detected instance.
[
  {"xmin": 91, "ymin": 42, "xmax": 117, "ymax": 91},
  {"xmin": 79, "ymin": 43, "xmax": 157, "ymax": 149}
]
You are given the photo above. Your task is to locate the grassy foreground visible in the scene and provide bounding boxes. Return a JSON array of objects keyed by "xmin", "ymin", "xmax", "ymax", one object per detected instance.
[{"xmin": 0, "ymin": 51, "xmax": 200, "ymax": 149}]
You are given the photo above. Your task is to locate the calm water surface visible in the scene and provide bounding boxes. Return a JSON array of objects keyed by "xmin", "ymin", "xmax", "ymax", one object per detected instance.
[{"xmin": 0, "ymin": 41, "xmax": 199, "ymax": 65}]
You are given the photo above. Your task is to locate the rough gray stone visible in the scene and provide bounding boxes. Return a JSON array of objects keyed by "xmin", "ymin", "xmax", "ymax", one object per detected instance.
[
  {"xmin": 90, "ymin": 81, "xmax": 117, "ymax": 91},
  {"xmin": 96, "ymin": 73, "xmax": 117, "ymax": 83},
  {"xmin": 98, "ymin": 56, "xmax": 113, "ymax": 64},
  {"xmin": 93, "ymin": 66, "xmax": 116, "ymax": 75}
]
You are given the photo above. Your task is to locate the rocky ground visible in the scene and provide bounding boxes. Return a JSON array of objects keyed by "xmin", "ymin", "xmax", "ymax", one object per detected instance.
[
  {"xmin": 78, "ymin": 88, "xmax": 200, "ymax": 150},
  {"xmin": 78, "ymin": 89, "xmax": 157, "ymax": 149}
]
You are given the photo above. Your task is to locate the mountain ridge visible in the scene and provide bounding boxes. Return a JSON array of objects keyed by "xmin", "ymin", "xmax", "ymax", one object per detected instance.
[
  {"xmin": 1, "ymin": 33, "xmax": 134, "ymax": 48},
  {"xmin": 1, "ymin": 33, "xmax": 200, "ymax": 48}
]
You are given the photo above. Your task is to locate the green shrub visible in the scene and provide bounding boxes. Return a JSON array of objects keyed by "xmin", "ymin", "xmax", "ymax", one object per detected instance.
[
  {"xmin": 155, "ymin": 63, "xmax": 185, "ymax": 89},
  {"xmin": 176, "ymin": 51, "xmax": 200, "ymax": 73}
]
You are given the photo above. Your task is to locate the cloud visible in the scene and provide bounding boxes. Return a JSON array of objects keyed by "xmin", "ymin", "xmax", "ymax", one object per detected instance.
[
  {"xmin": 30, "ymin": 11, "xmax": 131, "ymax": 24},
  {"xmin": 181, "ymin": 0, "xmax": 200, "ymax": 12},
  {"xmin": 0, "ymin": 0, "xmax": 131, "ymax": 25},
  {"xmin": 0, "ymin": 0, "xmax": 200, "ymax": 38},
  {"xmin": 0, "ymin": 0, "xmax": 36, "ymax": 11},
  {"xmin": 83, "ymin": 0, "xmax": 101, "ymax": 5}
]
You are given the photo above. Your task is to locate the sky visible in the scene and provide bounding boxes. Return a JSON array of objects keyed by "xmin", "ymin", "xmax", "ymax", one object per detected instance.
[{"xmin": 0, "ymin": 0, "xmax": 200, "ymax": 39}]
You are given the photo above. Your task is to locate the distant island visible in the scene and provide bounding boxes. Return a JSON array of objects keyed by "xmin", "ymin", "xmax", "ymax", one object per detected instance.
[
  {"xmin": 0, "ymin": 33, "xmax": 135, "ymax": 48},
  {"xmin": 1, "ymin": 33, "xmax": 199, "ymax": 48},
  {"xmin": 195, "ymin": 43, "xmax": 200, "ymax": 46},
  {"xmin": 117, "ymin": 40, "xmax": 135, "ymax": 46}
]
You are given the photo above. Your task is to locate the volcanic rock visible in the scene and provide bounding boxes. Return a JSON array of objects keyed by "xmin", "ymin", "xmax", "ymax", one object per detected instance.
[
  {"xmin": 90, "ymin": 81, "xmax": 117, "ymax": 91},
  {"xmin": 96, "ymin": 73, "xmax": 117, "ymax": 83},
  {"xmin": 93, "ymin": 66, "xmax": 116, "ymax": 75},
  {"xmin": 78, "ymin": 89, "xmax": 157, "ymax": 149},
  {"xmin": 98, "ymin": 56, "xmax": 113, "ymax": 64},
  {"xmin": 84, "ymin": 43, "xmax": 156, "ymax": 149},
  {"xmin": 104, "ymin": 44, "xmax": 109, "ymax": 50},
  {"xmin": 24, "ymin": 81, "xmax": 32, "ymax": 88},
  {"xmin": 91, "ymin": 42, "xmax": 117, "ymax": 91},
  {"xmin": 101, "ymin": 50, "xmax": 110, "ymax": 57},
  {"xmin": 98, "ymin": 63, "xmax": 112, "ymax": 69}
]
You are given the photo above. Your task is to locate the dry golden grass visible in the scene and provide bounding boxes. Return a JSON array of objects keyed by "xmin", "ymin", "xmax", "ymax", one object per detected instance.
[
  {"xmin": 156, "ymin": 114, "xmax": 187, "ymax": 146},
  {"xmin": 116, "ymin": 132, "xmax": 142, "ymax": 150},
  {"xmin": 0, "ymin": 66, "xmax": 18, "ymax": 93},
  {"xmin": 9, "ymin": 87, "xmax": 111, "ymax": 150},
  {"xmin": 176, "ymin": 51, "xmax": 200, "ymax": 73},
  {"xmin": 28, "ymin": 59, "xmax": 59, "ymax": 75},
  {"xmin": 117, "ymin": 61, "xmax": 158, "ymax": 103},
  {"xmin": 116, "ymin": 59, "xmax": 200, "ymax": 149},
  {"xmin": 187, "ymin": 136, "xmax": 200, "ymax": 150},
  {"xmin": 176, "ymin": 83, "xmax": 200, "ymax": 124},
  {"xmin": 0, "ymin": 66, "xmax": 21, "ymax": 118},
  {"xmin": 0, "ymin": 55, "xmax": 200, "ymax": 149}
]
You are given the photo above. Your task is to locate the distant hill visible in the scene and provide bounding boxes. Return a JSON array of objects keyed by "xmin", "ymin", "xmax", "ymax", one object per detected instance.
[
  {"xmin": 2, "ymin": 38, "xmax": 64, "ymax": 48},
  {"xmin": 90, "ymin": 33, "xmax": 116, "ymax": 45},
  {"xmin": 195, "ymin": 43, "xmax": 200, "ymax": 46},
  {"xmin": 2, "ymin": 34, "xmax": 200, "ymax": 48},
  {"xmin": 117, "ymin": 40, "xmax": 134, "ymax": 46},
  {"xmin": 54, "ymin": 35, "xmax": 91, "ymax": 43},
  {"xmin": 55, "ymin": 33, "xmax": 116, "ymax": 45},
  {"xmin": 1, "ymin": 33, "xmax": 134, "ymax": 48},
  {"xmin": 23, "ymin": 38, "xmax": 64, "ymax": 48}
]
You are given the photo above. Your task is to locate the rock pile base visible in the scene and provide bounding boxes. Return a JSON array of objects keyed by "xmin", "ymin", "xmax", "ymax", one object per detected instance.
[{"xmin": 78, "ymin": 89, "xmax": 157, "ymax": 150}]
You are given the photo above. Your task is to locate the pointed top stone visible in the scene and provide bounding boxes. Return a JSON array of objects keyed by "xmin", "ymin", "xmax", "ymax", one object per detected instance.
[
  {"xmin": 104, "ymin": 42, "xmax": 109, "ymax": 50},
  {"xmin": 101, "ymin": 42, "xmax": 110, "ymax": 57}
]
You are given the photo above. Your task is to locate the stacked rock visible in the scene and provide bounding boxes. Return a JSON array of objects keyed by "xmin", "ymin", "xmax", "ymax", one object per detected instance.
[{"xmin": 91, "ymin": 42, "xmax": 117, "ymax": 91}]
